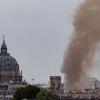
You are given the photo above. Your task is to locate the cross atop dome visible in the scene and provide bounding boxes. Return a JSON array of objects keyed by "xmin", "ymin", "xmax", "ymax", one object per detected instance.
[
  {"xmin": 3, "ymin": 35, "xmax": 5, "ymax": 43},
  {"xmin": 1, "ymin": 35, "xmax": 7, "ymax": 55}
]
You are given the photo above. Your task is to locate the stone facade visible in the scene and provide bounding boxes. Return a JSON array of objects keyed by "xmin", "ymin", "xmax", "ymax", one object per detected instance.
[{"xmin": 50, "ymin": 76, "xmax": 61, "ymax": 92}]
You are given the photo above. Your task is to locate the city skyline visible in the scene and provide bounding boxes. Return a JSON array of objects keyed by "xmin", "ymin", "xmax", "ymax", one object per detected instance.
[{"xmin": 0, "ymin": 0, "xmax": 99, "ymax": 84}]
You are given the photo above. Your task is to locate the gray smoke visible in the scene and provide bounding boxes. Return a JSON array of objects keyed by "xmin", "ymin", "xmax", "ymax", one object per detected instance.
[{"xmin": 62, "ymin": 0, "xmax": 100, "ymax": 90}]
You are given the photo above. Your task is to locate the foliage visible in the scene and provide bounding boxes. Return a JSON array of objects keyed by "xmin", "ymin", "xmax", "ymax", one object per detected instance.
[
  {"xmin": 36, "ymin": 89, "xmax": 55, "ymax": 100},
  {"xmin": 13, "ymin": 85, "xmax": 40, "ymax": 100},
  {"xmin": 13, "ymin": 85, "xmax": 56, "ymax": 100}
]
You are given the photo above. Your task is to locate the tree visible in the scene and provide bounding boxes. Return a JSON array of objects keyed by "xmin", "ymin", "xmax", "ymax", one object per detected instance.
[
  {"xmin": 13, "ymin": 85, "xmax": 57, "ymax": 100},
  {"xmin": 13, "ymin": 85, "xmax": 40, "ymax": 100},
  {"xmin": 36, "ymin": 89, "xmax": 56, "ymax": 100}
]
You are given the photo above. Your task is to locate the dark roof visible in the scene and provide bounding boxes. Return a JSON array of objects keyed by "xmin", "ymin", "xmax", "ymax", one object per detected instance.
[{"xmin": 0, "ymin": 39, "xmax": 19, "ymax": 70}]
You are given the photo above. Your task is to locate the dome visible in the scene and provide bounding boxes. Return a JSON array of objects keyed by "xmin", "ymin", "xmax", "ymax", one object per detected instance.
[
  {"xmin": 0, "ymin": 38, "xmax": 19, "ymax": 70},
  {"xmin": 0, "ymin": 36, "xmax": 22, "ymax": 83},
  {"xmin": 0, "ymin": 54, "xmax": 19, "ymax": 70}
]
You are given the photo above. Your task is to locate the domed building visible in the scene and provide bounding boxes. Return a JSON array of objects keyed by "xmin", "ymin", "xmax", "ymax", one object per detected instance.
[{"xmin": 0, "ymin": 37, "xmax": 22, "ymax": 84}]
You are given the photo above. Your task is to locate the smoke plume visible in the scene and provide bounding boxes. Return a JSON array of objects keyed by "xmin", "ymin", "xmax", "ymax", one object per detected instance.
[{"xmin": 62, "ymin": 0, "xmax": 100, "ymax": 90}]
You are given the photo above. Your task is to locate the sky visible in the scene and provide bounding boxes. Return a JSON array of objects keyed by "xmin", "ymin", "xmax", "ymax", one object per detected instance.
[{"xmin": 0, "ymin": 0, "xmax": 99, "ymax": 84}]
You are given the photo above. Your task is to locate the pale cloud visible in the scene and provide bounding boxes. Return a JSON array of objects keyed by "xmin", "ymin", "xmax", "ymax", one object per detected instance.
[
  {"xmin": 15, "ymin": 0, "xmax": 40, "ymax": 13},
  {"xmin": 0, "ymin": 0, "xmax": 16, "ymax": 7},
  {"xmin": 0, "ymin": 0, "xmax": 40, "ymax": 13},
  {"xmin": 0, "ymin": 0, "xmax": 82, "ymax": 83}
]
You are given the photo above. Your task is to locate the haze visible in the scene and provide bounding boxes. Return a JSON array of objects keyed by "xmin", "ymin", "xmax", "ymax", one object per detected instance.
[{"xmin": 0, "ymin": 0, "xmax": 98, "ymax": 84}]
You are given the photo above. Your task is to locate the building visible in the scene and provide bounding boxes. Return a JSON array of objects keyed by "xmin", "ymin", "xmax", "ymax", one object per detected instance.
[
  {"xmin": 36, "ymin": 82, "xmax": 50, "ymax": 89},
  {"xmin": 0, "ymin": 37, "xmax": 22, "ymax": 84},
  {"xmin": 0, "ymin": 37, "xmax": 26, "ymax": 100},
  {"xmin": 0, "ymin": 81, "xmax": 26, "ymax": 100},
  {"xmin": 86, "ymin": 77, "xmax": 100, "ymax": 89},
  {"xmin": 50, "ymin": 76, "xmax": 61, "ymax": 93}
]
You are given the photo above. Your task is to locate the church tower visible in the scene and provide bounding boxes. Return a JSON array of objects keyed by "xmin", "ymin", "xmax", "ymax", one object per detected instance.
[{"xmin": 0, "ymin": 36, "xmax": 23, "ymax": 84}]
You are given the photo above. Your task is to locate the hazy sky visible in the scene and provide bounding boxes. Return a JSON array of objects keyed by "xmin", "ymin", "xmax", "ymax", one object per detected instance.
[{"xmin": 0, "ymin": 0, "xmax": 99, "ymax": 84}]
